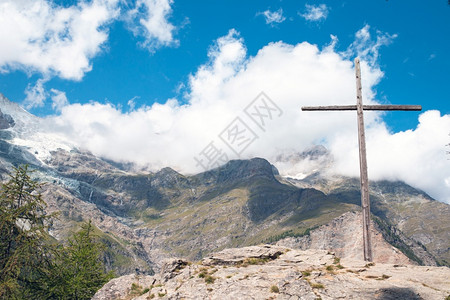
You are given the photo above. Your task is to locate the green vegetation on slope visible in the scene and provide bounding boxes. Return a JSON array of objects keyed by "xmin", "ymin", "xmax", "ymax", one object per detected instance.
[{"xmin": 0, "ymin": 165, "xmax": 113, "ymax": 299}]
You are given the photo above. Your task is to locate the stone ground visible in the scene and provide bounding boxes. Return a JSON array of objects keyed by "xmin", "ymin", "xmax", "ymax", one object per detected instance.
[{"xmin": 93, "ymin": 245, "xmax": 450, "ymax": 300}]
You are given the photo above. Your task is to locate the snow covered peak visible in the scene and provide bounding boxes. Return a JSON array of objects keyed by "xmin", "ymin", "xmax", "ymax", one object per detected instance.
[
  {"xmin": 0, "ymin": 93, "xmax": 41, "ymax": 138},
  {"xmin": 273, "ymin": 145, "xmax": 334, "ymax": 180},
  {"xmin": 0, "ymin": 93, "xmax": 73, "ymax": 164}
]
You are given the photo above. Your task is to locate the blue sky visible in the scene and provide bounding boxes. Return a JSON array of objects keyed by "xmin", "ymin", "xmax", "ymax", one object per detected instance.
[
  {"xmin": 1, "ymin": 0, "xmax": 449, "ymax": 130},
  {"xmin": 0, "ymin": 0, "xmax": 449, "ymax": 202}
]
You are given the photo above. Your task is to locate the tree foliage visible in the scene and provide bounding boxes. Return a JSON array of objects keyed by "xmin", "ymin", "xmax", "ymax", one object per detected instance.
[
  {"xmin": 46, "ymin": 221, "xmax": 115, "ymax": 299},
  {"xmin": 0, "ymin": 165, "xmax": 114, "ymax": 299},
  {"xmin": 0, "ymin": 165, "xmax": 54, "ymax": 299}
]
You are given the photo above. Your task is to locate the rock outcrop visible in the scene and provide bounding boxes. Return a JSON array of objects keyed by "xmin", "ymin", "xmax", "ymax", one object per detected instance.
[
  {"xmin": 0, "ymin": 109, "xmax": 14, "ymax": 129},
  {"xmin": 93, "ymin": 245, "xmax": 450, "ymax": 300},
  {"xmin": 276, "ymin": 211, "xmax": 437, "ymax": 265}
]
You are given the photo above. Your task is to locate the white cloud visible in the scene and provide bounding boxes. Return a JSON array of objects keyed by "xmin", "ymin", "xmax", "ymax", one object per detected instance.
[
  {"xmin": 0, "ymin": 0, "xmax": 179, "ymax": 79},
  {"xmin": 43, "ymin": 27, "xmax": 450, "ymax": 204},
  {"xmin": 330, "ymin": 111, "xmax": 450, "ymax": 203},
  {"xmin": 0, "ymin": 0, "xmax": 178, "ymax": 109},
  {"xmin": 24, "ymin": 78, "xmax": 48, "ymax": 109},
  {"xmin": 345, "ymin": 25, "xmax": 397, "ymax": 67},
  {"xmin": 127, "ymin": 96, "xmax": 140, "ymax": 111},
  {"xmin": 0, "ymin": 0, "xmax": 120, "ymax": 80},
  {"xmin": 127, "ymin": 0, "xmax": 177, "ymax": 51},
  {"xmin": 24, "ymin": 80, "xmax": 69, "ymax": 111},
  {"xmin": 300, "ymin": 4, "xmax": 329, "ymax": 22},
  {"xmin": 50, "ymin": 89, "xmax": 69, "ymax": 112},
  {"xmin": 259, "ymin": 8, "xmax": 286, "ymax": 25}
]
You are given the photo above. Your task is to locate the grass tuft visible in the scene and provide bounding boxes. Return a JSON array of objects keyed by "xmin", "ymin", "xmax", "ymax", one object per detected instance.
[
  {"xmin": 302, "ymin": 270, "xmax": 311, "ymax": 277},
  {"xmin": 311, "ymin": 283, "xmax": 324, "ymax": 289},
  {"xmin": 270, "ymin": 285, "xmax": 279, "ymax": 293},
  {"xmin": 205, "ymin": 275, "xmax": 216, "ymax": 284}
]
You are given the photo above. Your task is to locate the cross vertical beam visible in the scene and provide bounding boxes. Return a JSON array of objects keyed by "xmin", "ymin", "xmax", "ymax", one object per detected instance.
[
  {"xmin": 301, "ymin": 57, "xmax": 421, "ymax": 262},
  {"xmin": 355, "ymin": 58, "xmax": 372, "ymax": 262}
]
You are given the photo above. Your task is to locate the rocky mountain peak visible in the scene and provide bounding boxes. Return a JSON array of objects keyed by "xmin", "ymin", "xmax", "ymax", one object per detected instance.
[
  {"xmin": 0, "ymin": 93, "xmax": 39, "ymax": 136},
  {"xmin": 274, "ymin": 145, "xmax": 334, "ymax": 180},
  {"xmin": 0, "ymin": 93, "xmax": 23, "ymax": 114},
  {"xmin": 198, "ymin": 157, "xmax": 278, "ymax": 186},
  {"xmin": 277, "ymin": 145, "xmax": 330, "ymax": 161},
  {"xmin": 151, "ymin": 167, "xmax": 187, "ymax": 189},
  {"xmin": 155, "ymin": 167, "xmax": 181, "ymax": 178}
]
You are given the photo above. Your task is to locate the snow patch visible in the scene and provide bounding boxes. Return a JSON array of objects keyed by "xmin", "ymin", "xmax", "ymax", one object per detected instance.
[{"xmin": 11, "ymin": 132, "xmax": 73, "ymax": 163}]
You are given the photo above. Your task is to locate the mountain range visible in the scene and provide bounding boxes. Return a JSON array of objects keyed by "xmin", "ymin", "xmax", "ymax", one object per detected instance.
[{"xmin": 0, "ymin": 93, "xmax": 449, "ymax": 278}]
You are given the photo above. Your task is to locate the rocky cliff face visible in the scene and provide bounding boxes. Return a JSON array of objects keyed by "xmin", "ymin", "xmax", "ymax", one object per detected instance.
[
  {"xmin": 0, "ymin": 109, "xmax": 14, "ymax": 129},
  {"xmin": 93, "ymin": 245, "xmax": 450, "ymax": 300},
  {"xmin": 283, "ymin": 174, "xmax": 450, "ymax": 266},
  {"xmin": 276, "ymin": 211, "xmax": 437, "ymax": 266}
]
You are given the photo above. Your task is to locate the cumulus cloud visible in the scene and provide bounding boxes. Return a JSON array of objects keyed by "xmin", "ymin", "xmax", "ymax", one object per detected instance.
[
  {"xmin": 46, "ymin": 28, "xmax": 379, "ymax": 169},
  {"xmin": 0, "ymin": 0, "xmax": 179, "ymax": 110},
  {"xmin": 300, "ymin": 4, "xmax": 329, "ymax": 22},
  {"xmin": 330, "ymin": 111, "xmax": 450, "ymax": 203},
  {"xmin": 0, "ymin": 0, "xmax": 120, "ymax": 80},
  {"xmin": 43, "ymin": 27, "xmax": 450, "ymax": 204},
  {"xmin": 127, "ymin": 0, "xmax": 177, "ymax": 51},
  {"xmin": 258, "ymin": 9, "xmax": 286, "ymax": 25}
]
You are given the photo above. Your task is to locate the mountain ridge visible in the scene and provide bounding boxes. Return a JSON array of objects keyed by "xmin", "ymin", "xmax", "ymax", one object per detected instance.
[{"xmin": 0, "ymin": 94, "xmax": 448, "ymax": 277}]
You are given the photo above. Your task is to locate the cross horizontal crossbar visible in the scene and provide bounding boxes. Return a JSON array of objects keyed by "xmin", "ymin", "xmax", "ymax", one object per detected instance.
[{"xmin": 302, "ymin": 105, "xmax": 422, "ymax": 111}]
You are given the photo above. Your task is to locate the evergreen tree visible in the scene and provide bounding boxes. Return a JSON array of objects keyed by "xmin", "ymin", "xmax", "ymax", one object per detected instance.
[
  {"xmin": 0, "ymin": 165, "xmax": 54, "ymax": 299},
  {"xmin": 0, "ymin": 165, "xmax": 114, "ymax": 299},
  {"xmin": 46, "ymin": 221, "xmax": 114, "ymax": 299}
]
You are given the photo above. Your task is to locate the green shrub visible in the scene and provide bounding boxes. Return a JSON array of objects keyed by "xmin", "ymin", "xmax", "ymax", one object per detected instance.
[
  {"xmin": 270, "ymin": 285, "xmax": 279, "ymax": 293},
  {"xmin": 302, "ymin": 270, "xmax": 311, "ymax": 277},
  {"xmin": 246, "ymin": 257, "xmax": 270, "ymax": 265},
  {"xmin": 205, "ymin": 275, "xmax": 216, "ymax": 284}
]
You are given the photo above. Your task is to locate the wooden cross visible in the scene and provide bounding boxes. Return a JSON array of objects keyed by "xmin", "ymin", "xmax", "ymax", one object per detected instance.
[{"xmin": 301, "ymin": 58, "xmax": 421, "ymax": 261}]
